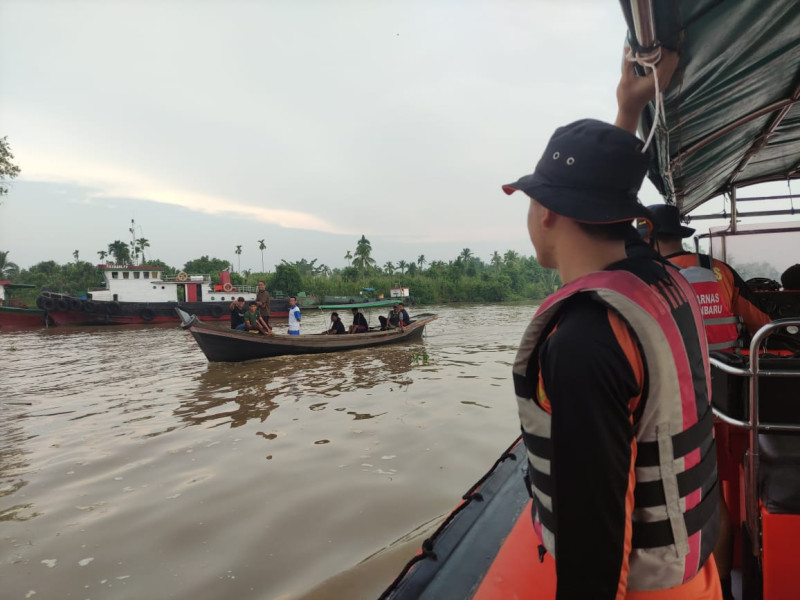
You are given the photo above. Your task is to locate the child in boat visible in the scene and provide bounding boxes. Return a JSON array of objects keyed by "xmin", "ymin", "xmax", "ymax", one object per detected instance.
[{"xmin": 243, "ymin": 301, "xmax": 271, "ymax": 335}]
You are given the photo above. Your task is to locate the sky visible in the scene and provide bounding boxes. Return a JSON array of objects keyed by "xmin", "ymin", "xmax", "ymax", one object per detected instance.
[{"xmin": 1, "ymin": 1, "xmax": 796, "ymax": 274}]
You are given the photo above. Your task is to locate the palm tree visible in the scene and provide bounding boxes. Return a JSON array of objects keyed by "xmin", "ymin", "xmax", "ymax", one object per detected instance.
[
  {"xmin": 352, "ymin": 235, "xmax": 377, "ymax": 276},
  {"xmin": 235, "ymin": 245, "xmax": 242, "ymax": 272},
  {"xmin": 344, "ymin": 250, "xmax": 353, "ymax": 266},
  {"xmin": 490, "ymin": 251, "xmax": 502, "ymax": 271},
  {"xmin": 459, "ymin": 248, "xmax": 473, "ymax": 263},
  {"xmin": 383, "ymin": 261, "xmax": 395, "ymax": 274},
  {"xmin": 73, "ymin": 250, "xmax": 79, "ymax": 263},
  {"xmin": 136, "ymin": 238, "xmax": 150, "ymax": 263},
  {"xmin": 97, "ymin": 250, "xmax": 108, "ymax": 263},
  {"xmin": 108, "ymin": 240, "xmax": 131, "ymax": 265},
  {"xmin": 257, "ymin": 239, "xmax": 266, "ymax": 272},
  {"xmin": 0, "ymin": 250, "xmax": 20, "ymax": 279},
  {"xmin": 397, "ymin": 260, "xmax": 407, "ymax": 275},
  {"xmin": 417, "ymin": 254, "xmax": 427, "ymax": 270},
  {"xmin": 503, "ymin": 249, "xmax": 520, "ymax": 267}
]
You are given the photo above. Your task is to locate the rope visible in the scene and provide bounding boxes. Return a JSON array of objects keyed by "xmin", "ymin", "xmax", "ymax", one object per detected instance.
[{"xmin": 627, "ymin": 50, "xmax": 665, "ymax": 154}]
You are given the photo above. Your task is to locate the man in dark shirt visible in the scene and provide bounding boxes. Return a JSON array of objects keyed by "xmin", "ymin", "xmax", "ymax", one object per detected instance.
[
  {"xmin": 324, "ymin": 312, "xmax": 346, "ymax": 335},
  {"xmin": 229, "ymin": 296, "xmax": 247, "ymax": 330},
  {"xmin": 379, "ymin": 305, "xmax": 401, "ymax": 330},
  {"xmin": 500, "ymin": 49, "xmax": 721, "ymax": 600},
  {"xmin": 348, "ymin": 308, "xmax": 368, "ymax": 333},
  {"xmin": 396, "ymin": 303, "xmax": 410, "ymax": 327}
]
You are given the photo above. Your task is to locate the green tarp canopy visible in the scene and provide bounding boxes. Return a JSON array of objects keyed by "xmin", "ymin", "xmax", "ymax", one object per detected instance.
[
  {"xmin": 620, "ymin": 0, "xmax": 800, "ymax": 215},
  {"xmin": 317, "ymin": 299, "xmax": 398, "ymax": 310}
]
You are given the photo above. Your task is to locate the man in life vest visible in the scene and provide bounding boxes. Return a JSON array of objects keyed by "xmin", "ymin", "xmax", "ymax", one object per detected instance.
[
  {"xmin": 501, "ymin": 50, "xmax": 721, "ymax": 600},
  {"xmin": 639, "ymin": 204, "xmax": 771, "ymax": 351},
  {"xmin": 638, "ymin": 204, "xmax": 771, "ymax": 600}
]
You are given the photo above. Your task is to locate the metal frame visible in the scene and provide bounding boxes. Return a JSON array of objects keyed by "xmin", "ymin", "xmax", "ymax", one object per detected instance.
[{"xmin": 710, "ymin": 318, "xmax": 800, "ymax": 556}]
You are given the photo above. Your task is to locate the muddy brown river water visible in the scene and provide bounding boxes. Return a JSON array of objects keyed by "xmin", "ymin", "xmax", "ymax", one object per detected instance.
[{"xmin": 1, "ymin": 303, "xmax": 537, "ymax": 599}]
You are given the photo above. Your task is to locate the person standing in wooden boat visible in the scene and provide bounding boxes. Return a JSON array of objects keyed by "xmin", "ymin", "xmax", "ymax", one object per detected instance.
[
  {"xmin": 256, "ymin": 281, "xmax": 271, "ymax": 328},
  {"xmin": 501, "ymin": 51, "xmax": 722, "ymax": 599},
  {"xmin": 287, "ymin": 296, "xmax": 301, "ymax": 335}
]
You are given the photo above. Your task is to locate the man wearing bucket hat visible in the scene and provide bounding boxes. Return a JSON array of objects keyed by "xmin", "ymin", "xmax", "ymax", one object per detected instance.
[
  {"xmin": 504, "ymin": 52, "xmax": 722, "ymax": 599},
  {"xmin": 643, "ymin": 203, "xmax": 770, "ymax": 346}
]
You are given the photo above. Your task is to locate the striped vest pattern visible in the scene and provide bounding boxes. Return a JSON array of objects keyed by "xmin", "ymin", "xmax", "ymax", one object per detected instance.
[{"xmin": 514, "ymin": 269, "xmax": 719, "ymax": 591}]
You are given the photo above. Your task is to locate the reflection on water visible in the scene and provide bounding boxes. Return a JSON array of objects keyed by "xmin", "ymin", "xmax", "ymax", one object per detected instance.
[
  {"xmin": 0, "ymin": 303, "xmax": 537, "ymax": 600},
  {"xmin": 179, "ymin": 344, "xmax": 424, "ymax": 428}
]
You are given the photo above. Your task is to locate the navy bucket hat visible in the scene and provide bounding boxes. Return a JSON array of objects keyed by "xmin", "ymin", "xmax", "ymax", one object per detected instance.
[
  {"xmin": 646, "ymin": 204, "xmax": 695, "ymax": 238},
  {"xmin": 502, "ymin": 119, "xmax": 652, "ymax": 224}
]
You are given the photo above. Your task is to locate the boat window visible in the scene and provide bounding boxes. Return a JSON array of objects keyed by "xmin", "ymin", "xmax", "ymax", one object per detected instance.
[
  {"xmin": 151, "ymin": 272, "xmax": 159, "ymax": 279},
  {"xmin": 111, "ymin": 272, "xmax": 119, "ymax": 279},
  {"xmin": 123, "ymin": 272, "xmax": 130, "ymax": 279},
  {"xmin": 133, "ymin": 272, "xmax": 140, "ymax": 279},
  {"xmin": 143, "ymin": 271, "xmax": 149, "ymax": 279}
]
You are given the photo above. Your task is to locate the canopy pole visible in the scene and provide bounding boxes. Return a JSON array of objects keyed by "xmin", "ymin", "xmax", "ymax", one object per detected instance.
[
  {"xmin": 730, "ymin": 187, "xmax": 737, "ymax": 234},
  {"xmin": 626, "ymin": 0, "xmax": 661, "ymax": 62}
]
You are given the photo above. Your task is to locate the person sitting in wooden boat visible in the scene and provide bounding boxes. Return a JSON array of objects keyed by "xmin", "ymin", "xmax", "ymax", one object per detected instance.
[
  {"xmin": 324, "ymin": 312, "xmax": 346, "ymax": 335},
  {"xmin": 396, "ymin": 302, "xmax": 410, "ymax": 328},
  {"xmin": 379, "ymin": 305, "xmax": 400, "ymax": 330},
  {"xmin": 348, "ymin": 307, "xmax": 368, "ymax": 333},
  {"xmin": 229, "ymin": 296, "xmax": 247, "ymax": 331},
  {"xmin": 243, "ymin": 301, "xmax": 271, "ymax": 335}
]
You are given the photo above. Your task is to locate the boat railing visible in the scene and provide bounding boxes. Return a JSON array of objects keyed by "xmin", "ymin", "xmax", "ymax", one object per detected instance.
[{"xmin": 709, "ymin": 317, "xmax": 800, "ymax": 557}]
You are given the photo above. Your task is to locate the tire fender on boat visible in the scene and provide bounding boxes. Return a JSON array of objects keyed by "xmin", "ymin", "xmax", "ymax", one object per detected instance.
[
  {"xmin": 36, "ymin": 296, "xmax": 47, "ymax": 310},
  {"xmin": 56, "ymin": 298, "xmax": 70, "ymax": 311},
  {"xmin": 69, "ymin": 298, "xmax": 83, "ymax": 311},
  {"xmin": 84, "ymin": 300, "xmax": 96, "ymax": 313},
  {"xmin": 176, "ymin": 271, "xmax": 188, "ymax": 282},
  {"xmin": 140, "ymin": 308, "xmax": 155, "ymax": 321},
  {"xmin": 107, "ymin": 301, "xmax": 121, "ymax": 315},
  {"xmin": 210, "ymin": 304, "xmax": 225, "ymax": 317}
]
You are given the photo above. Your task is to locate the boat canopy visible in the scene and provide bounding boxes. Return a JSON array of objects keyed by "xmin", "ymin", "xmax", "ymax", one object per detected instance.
[
  {"xmin": 620, "ymin": 0, "xmax": 800, "ymax": 215},
  {"xmin": 317, "ymin": 299, "xmax": 398, "ymax": 310}
]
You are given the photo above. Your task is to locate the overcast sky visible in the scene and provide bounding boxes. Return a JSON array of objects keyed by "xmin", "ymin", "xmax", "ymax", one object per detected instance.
[{"xmin": 2, "ymin": 0, "xmax": 786, "ymax": 274}]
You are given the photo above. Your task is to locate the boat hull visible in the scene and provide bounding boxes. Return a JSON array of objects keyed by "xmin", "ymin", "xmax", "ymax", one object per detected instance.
[
  {"xmin": 38, "ymin": 293, "xmax": 289, "ymax": 326},
  {"xmin": 0, "ymin": 306, "xmax": 50, "ymax": 329},
  {"xmin": 188, "ymin": 314, "xmax": 437, "ymax": 362}
]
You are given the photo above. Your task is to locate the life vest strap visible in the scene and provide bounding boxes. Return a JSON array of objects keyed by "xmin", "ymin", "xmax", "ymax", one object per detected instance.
[
  {"xmin": 635, "ymin": 407, "xmax": 714, "ymax": 467},
  {"xmin": 634, "ymin": 442, "xmax": 718, "ymax": 508},
  {"xmin": 522, "ymin": 430, "xmax": 552, "ymax": 461},
  {"xmin": 632, "ymin": 481, "xmax": 719, "ymax": 549}
]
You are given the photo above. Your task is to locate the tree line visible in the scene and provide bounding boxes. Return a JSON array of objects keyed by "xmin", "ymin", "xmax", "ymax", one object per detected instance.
[{"xmin": 2, "ymin": 235, "xmax": 561, "ymax": 305}]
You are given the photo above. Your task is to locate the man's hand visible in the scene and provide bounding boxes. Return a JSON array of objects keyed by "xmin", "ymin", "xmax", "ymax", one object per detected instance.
[{"xmin": 615, "ymin": 47, "xmax": 679, "ymax": 134}]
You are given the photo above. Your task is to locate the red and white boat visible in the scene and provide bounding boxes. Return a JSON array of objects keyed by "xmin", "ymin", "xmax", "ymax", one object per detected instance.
[
  {"xmin": 0, "ymin": 281, "xmax": 50, "ymax": 329},
  {"xmin": 38, "ymin": 264, "xmax": 288, "ymax": 326}
]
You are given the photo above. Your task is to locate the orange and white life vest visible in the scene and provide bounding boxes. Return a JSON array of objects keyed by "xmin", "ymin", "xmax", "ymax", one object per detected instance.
[
  {"xmin": 514, "ymin": 269, "xmax": 719, "ymax": 591},
  {"xmin": 672, "ymin": 254, "xmax": 741, "ymax": 351}
]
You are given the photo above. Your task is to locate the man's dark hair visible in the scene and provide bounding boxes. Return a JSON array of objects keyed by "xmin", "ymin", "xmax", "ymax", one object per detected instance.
[
  {"xmin": 249, "ymin": 301, "xmax": 257, "ymax": 307},
  {"xmin": 237, "ymin": 296, "xmax": 245, "ymax": 302},
  {"xmin": 781, "ymin": 264, "xmax": 800, "ymax": 290},
  {"xmin": 576, "ymin": 220, "xmax": 636, "ymax": 241}
]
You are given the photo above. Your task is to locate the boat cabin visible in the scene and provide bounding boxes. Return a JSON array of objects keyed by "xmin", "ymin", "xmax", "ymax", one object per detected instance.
[{"xmin": 88, "ymin": 265, "xmax": 257, "ymax": 304}]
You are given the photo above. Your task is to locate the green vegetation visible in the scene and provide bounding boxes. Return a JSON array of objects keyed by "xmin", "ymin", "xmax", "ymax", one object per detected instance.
[
  {"xmin": 0, "ymin": 136, "xmax": 21, "ymax": 199},
  {"xmin": 3, "ymin": 234, "xmax": 560, "ymax": 305}
]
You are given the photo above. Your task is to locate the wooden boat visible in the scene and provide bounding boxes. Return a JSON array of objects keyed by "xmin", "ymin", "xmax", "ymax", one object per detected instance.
[
  {"xmin": 178, "ymin": 307, "xmax": 437, "ymax": 362},
  {"xmin": 0, "ymin": 281, "xmax": 50, "ymax": 329},
  {"xmin": 38, "ymin": 265, "xmax": 288, "ymax": 326},
  {"xmin": 383, "ymin": 1, "xmax": 800, "ymax": 598}
]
